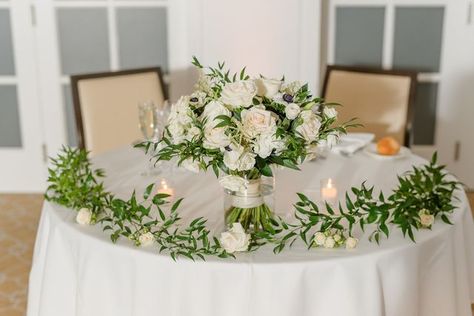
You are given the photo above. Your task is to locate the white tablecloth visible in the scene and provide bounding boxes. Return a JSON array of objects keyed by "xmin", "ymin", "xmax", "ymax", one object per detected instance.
[{"xmin": 27, "ymin": 146, "xmax": 474, "ymax": 316}]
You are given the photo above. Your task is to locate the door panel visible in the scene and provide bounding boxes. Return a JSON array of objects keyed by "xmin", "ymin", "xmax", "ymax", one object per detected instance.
[{"xmin": 0, "ymin": 2, "xmax": 45, "ymax": 192}]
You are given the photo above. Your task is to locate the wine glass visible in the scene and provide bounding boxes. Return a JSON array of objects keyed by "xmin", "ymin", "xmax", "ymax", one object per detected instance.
[{"xmin": 138, "ymin": 100, "xmax": 169, "ymax": 176}]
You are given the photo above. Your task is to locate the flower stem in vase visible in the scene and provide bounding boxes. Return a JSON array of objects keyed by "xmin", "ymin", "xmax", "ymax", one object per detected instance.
[{"xmin": 223, "ymin": 176, "xmax": 275, "ymax": 232}]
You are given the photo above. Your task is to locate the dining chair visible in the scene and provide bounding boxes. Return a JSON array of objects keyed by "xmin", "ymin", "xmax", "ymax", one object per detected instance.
[
  {"xmin": 322, "ymin": 65, "xmax": 417, "ymax": 146},
  {"xmin": 71, "ymin": 67, "xmax": 167, "ymax": 156}
]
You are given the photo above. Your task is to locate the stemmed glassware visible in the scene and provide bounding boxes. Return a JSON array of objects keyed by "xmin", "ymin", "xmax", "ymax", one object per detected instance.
[{"xmin": 138, "ymin": 100, "xmax": 170, "ymax": 176}]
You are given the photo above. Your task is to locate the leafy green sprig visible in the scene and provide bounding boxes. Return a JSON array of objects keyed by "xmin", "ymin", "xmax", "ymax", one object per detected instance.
[{"xmin": 44, "ymin": 146, "xmax": 111, "ymax": 221}]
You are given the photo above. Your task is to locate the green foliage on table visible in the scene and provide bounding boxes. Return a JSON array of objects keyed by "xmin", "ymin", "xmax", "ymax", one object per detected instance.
[
  {"xmin": 44, "ymin": 146, "xmax": 110, "ymax": 221},
  {"xmin": 252, "ymin": 153, "xmax": 460, "ymax": 253},
  {"xmin": 45, "ymin": 147, "xmax": 461, "ymax": 260},
  {"xmin": 101, "ymin": 186, "xmax": 233, "ymax": 261}
]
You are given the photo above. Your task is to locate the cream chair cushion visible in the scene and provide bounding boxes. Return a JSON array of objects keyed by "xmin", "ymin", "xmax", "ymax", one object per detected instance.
[
  {"xmin": 324, "ymin": 69, "xmax": 413, "ymax": 144},
  {"xmin": 76, "ymin": 71, "xmax": 165, "ymax": 156}
]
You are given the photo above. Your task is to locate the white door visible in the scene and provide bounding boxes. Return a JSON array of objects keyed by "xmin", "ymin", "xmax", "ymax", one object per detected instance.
[
  {"xmin": 0, "ymin": 1, "xmax": 45, "ymax": 192},
  {"xmin": 436, "ymin": 1, "xmax": 474, "ymax": 189}
]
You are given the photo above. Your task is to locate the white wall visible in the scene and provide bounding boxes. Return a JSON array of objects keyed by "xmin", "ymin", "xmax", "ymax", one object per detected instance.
[{"xmin": 169, "ymin": 0, "xmax": 321, "ymax": 101}]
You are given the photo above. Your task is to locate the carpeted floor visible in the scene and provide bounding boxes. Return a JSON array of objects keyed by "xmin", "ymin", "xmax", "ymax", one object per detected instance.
[{"xmin": 0, "ymin": 193, "xmax": 473, "ymax": 315}]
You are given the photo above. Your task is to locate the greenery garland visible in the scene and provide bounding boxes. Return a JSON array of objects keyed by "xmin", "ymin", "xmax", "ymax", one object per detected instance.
[{"xmin": 45, "ymin": 146, "xmax": 460, "ymax": 260}]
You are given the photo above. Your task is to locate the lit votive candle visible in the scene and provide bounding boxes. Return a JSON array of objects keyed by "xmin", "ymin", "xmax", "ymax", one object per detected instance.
[
  {"xmin": 157, "ymin": 179, "xmax": 174, "ymax": 197},
  {"xmin": 321, "ymin": 178, "xmax": 338, "ymax": 201}
]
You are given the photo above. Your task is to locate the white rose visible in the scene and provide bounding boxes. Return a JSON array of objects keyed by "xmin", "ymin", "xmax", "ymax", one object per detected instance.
[
  {"xmin": 241, "ymin": 107, "xmax": 276, "ymax": 138},
  {"xmin": 419, "ymin": 209, "xmax": 435, "ymax": 228},
  {"xmin": 345, "ymin": 237, "xmax": 358, "ymax": 249},
  {"xmin": 181, "ymin": 158, "xmax": 200, "ymax": 173},
  {"xmin": 255, "ymin": 78, "xmax": 282, "ymax": 99},
  {"xmin": 76, "ymin": 208, "xmax": 92, "ymax": 225},
  {"xmin": 295, "ymin": 110, "xmax": 321, "ymax": 142},
  {"xmin": 333, "ymin": 234, "xmax": 342, "ymax": 242},
  {"xmin": 285, "ymin": 103, "xmax": 301, "ymax": 120},
  {"xmin": 139, "ymin": 232, "xmax": 154, "ymax": 247},
  {"xmin": 219, "ymin": 223, "xmax": 250, "ymax": 253},
  {"xmin": 186, "ymin": 126, "xmax": 201, "ymax": 141},
  {"xmin": 323, "ymin": 107, "xmax": 338, "ymax": 119},
  {"xmin": 220, "ymin": 80, "xmax": 257, "ymax": 109},
  {"xmin": 324, "ymin": 236, "xmax": 336, "ymax": 249},
  {"xmin": 238, "ymin": 152, "xmax": 256, "ymax": 171},
  {"xmin": 195, "ymin": 73, "xmax": 216, "ymax": 94},
  {"xmin": 201, "ymin": 100, "xmax": 231, "ymax": 127},
  {"xmin": 223, "ymin": 144, "xmax": 243, "ymax": 170},
  {"xmin": 314, "ymin": 232, "xmax": 326, "ymax": 246},
  {"xmin": 219, "ymin": 175, "xmax": 248, "ymax": 192},
  {"xmin": 253, "ymin": 132, "xmax": 276, "ymax": 158},
  {"xmin": 203, "ymin": 127, "xmax": 230, "ymax": 149}
]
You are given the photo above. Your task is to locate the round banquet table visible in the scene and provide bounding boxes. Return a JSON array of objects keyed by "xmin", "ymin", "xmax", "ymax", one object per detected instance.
[{"xmin": 27, "ymin": 146, "xmax": 474, "ymax": 316}]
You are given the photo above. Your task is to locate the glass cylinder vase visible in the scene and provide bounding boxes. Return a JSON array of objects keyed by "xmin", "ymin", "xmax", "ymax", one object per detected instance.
[{"xmin": 223, "ymin": 175, "xmax": 275, "ymax": 232}]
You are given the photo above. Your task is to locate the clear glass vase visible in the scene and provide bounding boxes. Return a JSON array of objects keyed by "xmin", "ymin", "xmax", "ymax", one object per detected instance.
[{"xmin": 224, "ymin": 175, "xmax": 275, "ymax": 232}]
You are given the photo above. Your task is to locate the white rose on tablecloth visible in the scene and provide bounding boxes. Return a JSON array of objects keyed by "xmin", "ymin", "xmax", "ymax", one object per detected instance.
[
  {"xmin": 241, "ymin": 107, "xmax": 276, "ymax": 138},
  {"xmin": 345, "ymin": 237, "xmax": 358, "ymax": 249},
  {"xmin": 219, "ymin": 175, "xmax": 248, "ymax": 192},
  {"xmin": 314, "ymin": 232, "xmax": 326, "ymax": 246},
  {"xmin": 238, "ymin": 152, "xmax": 256, "ymax": 171},
  {"xmin": 219, "ymin": 223, "xmax": 250, "ymax": 253},
  {"xmin": 203, "ymin": 127, "xmax": 230, "ymax": 149},
  {"xmin": 323, "ymin": 106, "xmax": 338, "ymax": 119},
  {"xmin": 186, "ymin": 126, "xmax": 201, "ymax": 141},
  {"xmin": 324, "ymin": 236, "xmax": 335, "ymax": 249},
  {"xmin": 419, "ymin": 209, "xmax": 435, "ymax": 228},
  {"xmin": 220, "ymin": 80, "xmax": 257, "ymax": 109},
  {"xmin": 181, "ymin": 158, "xmax": 200, "ymax": 173},
  {"xmin": 139, "ymin": 232, "xmax": 155, "ymax": 247},
  {"xmin": 285, "ymin": 103, "xmax": 301, "ymax": 120},
  {"xmin": 201, "ymin": 100, "xmax": 231, "ymax": 127},
  {"xmin": 255, "ymin": 78, "xmax": 282, "ymax": 99},
  {"xmin": 295, "ymin": 110, "xmax": 321, "ymax": 142},
  {"xmin": 76, "ymin": 208, "xmax": 92, "ymax": 225}
]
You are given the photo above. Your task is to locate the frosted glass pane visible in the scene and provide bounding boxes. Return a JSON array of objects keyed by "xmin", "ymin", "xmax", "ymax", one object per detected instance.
[
  {"xmin": 335, "ymin": 7, "xmax": 385, "ymax": 67},
  {"xmin": 0, "ymin": 9, "xmax": 15, "ymax": 75},
  {"xmin": 0, "ymin": 85, "xmax": 21, "ymax": 147},
  {"xmin": 57, "ymin": 8, "xmax": 110, "ymax": 75},
  {"xmin": 393, "ymin": 7, "xmax": 444, "ymax": 72},
  {"xmin": 63, "ymin": 85, "xmax": 78, "ymax": 147},
  {"xmin": 413, "ymin": 83, "xmax": 437, "ymax": 145},
  {"xmin": 117, "ymin": 8, "xmax": 168, "ymax": 71}
]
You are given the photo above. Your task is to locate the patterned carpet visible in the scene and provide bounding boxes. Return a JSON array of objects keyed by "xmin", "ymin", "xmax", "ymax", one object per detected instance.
[
  {"xmin": 0, "ymin": 193, "xmax": 473, "ymax": 315},
  {"xmin": 0, "ymin": 194, "xmax": 43, "ymax": 316}
]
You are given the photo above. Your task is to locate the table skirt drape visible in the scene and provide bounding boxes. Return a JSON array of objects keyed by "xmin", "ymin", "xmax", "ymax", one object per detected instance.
[{"xmin": 27, "ymin": 147, "xmax": 474, "ymax": 316}]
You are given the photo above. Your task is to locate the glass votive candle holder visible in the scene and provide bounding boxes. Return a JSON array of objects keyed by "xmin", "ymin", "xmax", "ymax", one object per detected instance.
[{"xmin": 320, "ymin": 178, "xmax": 338, "ymax": 203}]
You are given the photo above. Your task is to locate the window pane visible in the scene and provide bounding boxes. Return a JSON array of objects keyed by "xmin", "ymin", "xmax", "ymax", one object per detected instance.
[
  {"xmin": 393, "ymin": 7, "xmax": 444, "ymax": 72},
  {"xmin": 0, "ymin": 85, "xmax": 21, "ymax": 147},
  {"xmin": 335, "ymin": 7, "xmax": 385, "ymax": 67},
  {"xmin": 413, "ymin": 82, "xmax": 438, "ymax": 145},
  {"xmin": 63, "ymin": 85, "xmax": 78, "ymax": 147},
  {"xmin": 0, "ymin": 9, "xmax": 15, "ymax": 75},
  {"xmin": 116, "ymin": 8, "xmax": 168, "ymax": 72},
  {"xmin": 57, "ymin": 8, "xmax": 110, "ymax": 75}
]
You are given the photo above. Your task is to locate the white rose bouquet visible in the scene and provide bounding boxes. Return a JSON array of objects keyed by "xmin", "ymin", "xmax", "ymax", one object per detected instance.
[{"xmin": 150, "ymin": 57, "xmax": 355, "ymax": 232}]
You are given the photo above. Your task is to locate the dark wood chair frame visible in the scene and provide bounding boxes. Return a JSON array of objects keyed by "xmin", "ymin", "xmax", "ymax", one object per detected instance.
[
  {"xmin": 70, "ymin": 67, "xmax": 167, "ymax": 150},
  {"xmin": 321, "ymin": 65, "xmax": 417, "ymax": 147}
]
